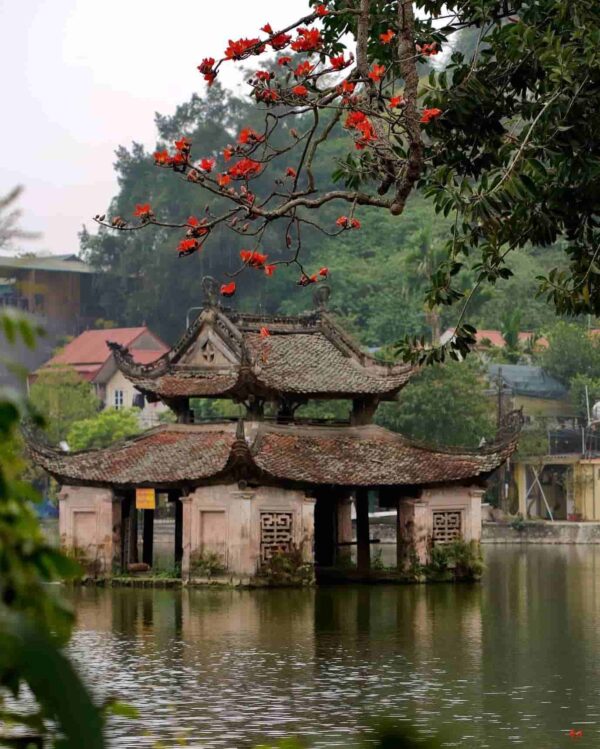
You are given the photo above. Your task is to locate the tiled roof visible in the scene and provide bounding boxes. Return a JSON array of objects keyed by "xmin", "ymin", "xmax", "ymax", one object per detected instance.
[
  {"xmin": 113, "ymin": 307, "xmax": 414, "ymax": 400},
  {"xmin": 27, "ymin": 424, "xmax": 237, "ymax": 487},
  {"xmin": 252, "ymin": 423, "xmax": 517, "ymax": 486},
  {"xmin": 27, "ymin": 420, "xmax": 517, "ymax": 489}
]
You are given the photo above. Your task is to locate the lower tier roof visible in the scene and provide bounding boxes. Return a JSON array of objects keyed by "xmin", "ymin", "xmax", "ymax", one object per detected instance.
[{"xmin": 26, "ymin": 419, "xmax": 519, "ymax": 490}]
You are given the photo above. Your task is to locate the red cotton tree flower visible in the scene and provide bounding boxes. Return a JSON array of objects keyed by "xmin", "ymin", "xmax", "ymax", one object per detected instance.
[{"xmin": 94, "ymin": 0, "xmax": 438, "ymax": 302}]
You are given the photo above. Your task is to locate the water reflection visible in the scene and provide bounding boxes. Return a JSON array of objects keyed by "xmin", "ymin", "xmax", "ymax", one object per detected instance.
[{"xmin": 67, "ymin": 546, "xmax": 600, "ymax": 748}]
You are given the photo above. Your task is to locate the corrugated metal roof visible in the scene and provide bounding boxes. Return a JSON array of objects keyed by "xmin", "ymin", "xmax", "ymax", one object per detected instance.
[
  {"xmin": 489, "ymin": 364, "xmax": 567, "ymax": 400},
  {"xmin": 0, "ymin": 255, "xmax": 96, "ymax": 274}
]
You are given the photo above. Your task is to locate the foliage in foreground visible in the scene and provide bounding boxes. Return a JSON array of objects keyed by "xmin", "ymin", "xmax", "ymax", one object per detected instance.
[{"xmin": 0, "ymin": 311, "xmax": 106, "ymax": 748}]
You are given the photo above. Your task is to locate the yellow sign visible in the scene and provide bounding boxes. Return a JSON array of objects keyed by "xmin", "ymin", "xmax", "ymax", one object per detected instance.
[{"xmin": 136, "ymin": 488, "xmax": 156, "ymax": 510}]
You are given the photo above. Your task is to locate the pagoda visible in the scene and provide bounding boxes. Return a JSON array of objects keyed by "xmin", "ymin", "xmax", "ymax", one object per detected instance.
[{"xmin": 28, "ymin": 284, "xmax": 520, "ymax": 582}]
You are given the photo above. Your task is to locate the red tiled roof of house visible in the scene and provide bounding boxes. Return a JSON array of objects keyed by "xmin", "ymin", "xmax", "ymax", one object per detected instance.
[{"xmin": 36, "ymin": 328, "xmax": 168, "ymax": 380}]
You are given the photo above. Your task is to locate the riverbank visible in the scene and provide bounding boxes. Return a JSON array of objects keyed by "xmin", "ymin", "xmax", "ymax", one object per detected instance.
[{"xmin": 482, "ymin": 519, "xmax": 600, "ymax": 544}]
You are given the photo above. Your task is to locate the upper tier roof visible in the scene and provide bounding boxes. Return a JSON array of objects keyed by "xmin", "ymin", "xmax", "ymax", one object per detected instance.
[
  {"xmin": 109, "ymin": 306, "xmax": 415, "ymax": 402},
  {"xmin": 26, "ymin": 417, "xmax": 520, "ymax": 490}
]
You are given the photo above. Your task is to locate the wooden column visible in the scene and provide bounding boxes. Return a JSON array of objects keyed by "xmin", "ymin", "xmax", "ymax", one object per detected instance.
[
  {"xmin": 142, "ymin": 509, "xmax": 154, "ymax": 567},
  {"xmin": 355, "ymin": 488, "xmax": 370, "ymax": 573},
  {"xmin": 174, "ymin": 498, "xmax": 183, "ymax": 569}
]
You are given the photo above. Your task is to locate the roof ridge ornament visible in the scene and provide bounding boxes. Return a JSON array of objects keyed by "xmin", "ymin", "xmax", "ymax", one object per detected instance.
[
  {"xmin": 313, "ymin": 284, "xmax": 331, "ymax": 310},
  {"xmin": 202, "ymin": 275, "xmax": 221, "ymax": 307}
]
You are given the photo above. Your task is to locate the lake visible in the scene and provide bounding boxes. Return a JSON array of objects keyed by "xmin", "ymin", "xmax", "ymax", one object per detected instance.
[{"xmin": 66, "ymin": 545, "xmax": 599, "ymax": 748}]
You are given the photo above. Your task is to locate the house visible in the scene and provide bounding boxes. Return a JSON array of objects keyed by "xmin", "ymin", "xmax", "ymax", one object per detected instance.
[
  {"xmin": 30, "ymin": 327, "xmax": 169, "ymax": 427},
  {"xmin": 0, "ymin": 254, "xmax": 105, "ymax": 391}
]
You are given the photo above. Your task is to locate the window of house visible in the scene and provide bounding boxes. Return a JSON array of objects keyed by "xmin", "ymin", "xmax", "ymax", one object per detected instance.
[{"xmin": 114, "ymin": 390, "xmax": 124, "ymax": 409}]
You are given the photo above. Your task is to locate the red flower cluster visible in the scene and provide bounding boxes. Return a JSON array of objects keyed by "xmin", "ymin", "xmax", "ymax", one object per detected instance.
[
  {"xmin": 240, "ymin": 249, "xmax": 268, "ymax": 268},
  {"xmin": 277, "ymin": 56, "xmax": 292, "ymax": 66},
  {"xmin": 420, "ymin": 107, "xmax": 442, "ymax": 123},
  {"xmin": 292, "ymin": 85, "xmax": 308, "ymax": 97},
  {"xmin": 199, "ymin": 158, "xmax": 215, "ymax": 172},
  {"xmin": 291, "ymin": 27, "xmax": 323, "ymax": 53},
  {"xmin": 187, "ymin": 216, "xmax": 209, "ymax": 236},
  {"xmin": 368, "ymin": 64, "xmax": 386, "ymax": 82},
  {"xmin": 197, "ymin": 57, "xmax": 216, "ymax": 85},
  {"xmin": 389, "ymin": 95, "xmax": 404, "ymax": 108},
  {"xmin": 264, "ymin": 264, "xmax": 276, "ymax": 277},
  {"xmin": 336, "ymin": 216, "xmax": 361, "ymax": 229},
  {"xmin": 221, "ymin": 281, "xmax": 236, "ymax": 297},
  {"xmin": 133, "ymin": 203, "xmax": 154, "ymax": 220},
  {"xmin": 177, "ymin": 238, "xmax": 200, "ymax": 257},
  {"xmin": 269, "ymin": 33, "xmax": 292, "ymax": 51},
  {"xmin": 319, "ymin": 267, "xmax": 329, "ymax": 277},
  {"xmin": 228, "ymin": 158, "xmax": 262, "ymax": 180},
  {"xmin": 416, "ymin": 42, "xmax": 438, "ymax": 56},
  {"xmin": 315, "ymin": 4, "xmax": 329, "ymax": 16},
  {"xmin": 344, "ymin": 111, "xmax": 376, "ymax": 149},
  {"xmin": 255, "ymin": 70, "xmax": 273, "ymax": 81},
  {"xmin": 255, "ymin": 89, "xmax": 279, "ymax": 103},
  {"xmin": 285, "ymin": 167, "xmax": 297, "ymax": 178},
  {"xmin": 224, "ymin": 37, "xmax": 264, "ymax": 60},
  {"xmin": 260, "ymin": 326, "xmax": 271, "ymax": 338},
  {"xmin": 380, "ymin": 29, "xmax": 396, "ymax": 44},
  {"xmin": 261, "ymin": 23, "xmax": 273, "ymax": 34},
  {"xmin": 238, "ymin": 127, "xmax": 264, "ymax": 145},
  {"xmin": 338, "ymin": 80, "xmax": 356, "ymax": 95},
  {"xmin": 298, "ymin": 273, "xmax": 318, "ymax": 286},
  {"xmin": 295, "ymin": 61, "xmax": 314, "ymax": 78},
  {"xmin": 217, "ymin": 173, "xmax": 231, "ymax": 187},
  {"xmin": 153, "ymin": 149, "xmax": 170, "ymax": 165},
  {"xmin": 330, "ymin": 54, "xmax": 349, "ymax": 70}
]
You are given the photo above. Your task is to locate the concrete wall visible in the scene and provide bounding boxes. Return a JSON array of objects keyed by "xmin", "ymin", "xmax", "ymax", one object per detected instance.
[
  {"xmin": 483, "ymin": 520, "xmax": 600, "ymax": 544},
  {"xmin": 181, "ymin": 485, "xmax": 315, "ymax": 580},
  {"xmin": 58, "ymin": 485, "xmax": 120, "ymax": 574}
]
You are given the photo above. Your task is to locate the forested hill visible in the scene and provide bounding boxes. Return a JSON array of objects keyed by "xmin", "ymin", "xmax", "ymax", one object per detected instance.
[{"xmin": 81, "ymin": 82, "xmax": 568, "ymax": 348}]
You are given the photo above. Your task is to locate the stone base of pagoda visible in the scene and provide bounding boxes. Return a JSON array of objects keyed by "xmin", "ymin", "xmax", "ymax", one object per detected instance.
[
  {"xmin": 397, "ymin": 486, "xmax": 484, "ymax": 569},
  {"xmin": 58, "ymin": 486, "xmax": 121, "ymax": 576},
  {"xmin": 181, "ymin": 485, "xmax": 315, "ymax": 581}
]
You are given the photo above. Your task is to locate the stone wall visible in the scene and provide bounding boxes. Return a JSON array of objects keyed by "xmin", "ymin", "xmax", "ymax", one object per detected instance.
[
  {"xmin": 58, "ymin": 485, "xmax": 120, "ymax": 574},
  {"xmin": 482, "ymin": 520, "xmax": 600, "ymax": 544},
  {"xmin": 181, "ymin": 484, "xmax": 315, "ymax": 579}
]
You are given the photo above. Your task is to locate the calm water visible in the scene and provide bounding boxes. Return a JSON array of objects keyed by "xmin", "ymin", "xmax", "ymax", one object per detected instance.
[{"xmin": 65, "ymin": 546, "xmax": 600, "ymax": 748}]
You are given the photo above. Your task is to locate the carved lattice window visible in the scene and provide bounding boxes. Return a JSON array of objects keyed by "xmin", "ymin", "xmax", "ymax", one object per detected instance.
[
  {"xmin": 432, "ymin": 511, "xmax": 462, "ymax": 544},
  {"xmin": 260, "ymin": 512, "xmax": 293, "ymax": 563}
]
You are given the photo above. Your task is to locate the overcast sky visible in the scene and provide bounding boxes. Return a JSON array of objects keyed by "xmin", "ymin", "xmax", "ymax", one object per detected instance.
[{"xmin": 0, "ymin": 0, "xmax": 308, "ymax": 256}]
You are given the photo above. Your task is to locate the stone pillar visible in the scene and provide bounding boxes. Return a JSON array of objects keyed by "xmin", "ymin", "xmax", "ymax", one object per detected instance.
[
  {"xmin": 336, "ymin": 495, "xmax": 353, "ymax": 563},
  {"xmin": 58, "ymin": 485, "xmax": 120, "ymax": 577},
  {"xmin": 467, "ymin": 488, "xmax": 484, "ymax": 542},
  {"xmin": 355, "ymin": 488, "xmax": 370, "ymax": 573},
  {"xmin": 397, "ymin": 499, "xmax": 430, "ymax": 570},
  {"xmin": 302, "ymin": 495, "xmax": 316, "ymax": 564},
  {"xmin": 180, "ymin": 494, "xmax": 193, "ymax": 580}
]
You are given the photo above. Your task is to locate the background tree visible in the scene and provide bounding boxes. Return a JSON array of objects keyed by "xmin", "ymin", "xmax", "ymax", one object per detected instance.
[
  {"xmin": 86, "ymin": 0, "xmax": 600, "ymax": 364},
  {"xmin": 375, "ymin": 358, "xmax": 495, "ymax": 447},
  {"xmin": 67, "ymin": 408, "xmax": 141, "ymax": 451},
  {"xmin": 540, "ymin": 322, "xmax": 600, "ymax": 386},
  {"xmin": 29, "ymin": 368, "xmax": 99, "ymax": 445},
  {"xmin": 0, "ymin": 313, "xmax": 106, "ymax": 748}
]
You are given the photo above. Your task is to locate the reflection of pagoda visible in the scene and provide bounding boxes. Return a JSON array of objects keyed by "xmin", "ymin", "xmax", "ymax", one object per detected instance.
[{"xmin": 28, "ymin": 286, "xmax": 519, "ymax": 582}]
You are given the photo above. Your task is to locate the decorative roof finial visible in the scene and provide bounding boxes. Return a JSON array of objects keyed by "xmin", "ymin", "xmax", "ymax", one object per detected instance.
[
  {"xmin": 202, "ymin": 275, "xmax": 221, "ymax": 307},
  {"xmin": 313, "ymin": 284, "xmax": 331, "ymax": 311}
]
